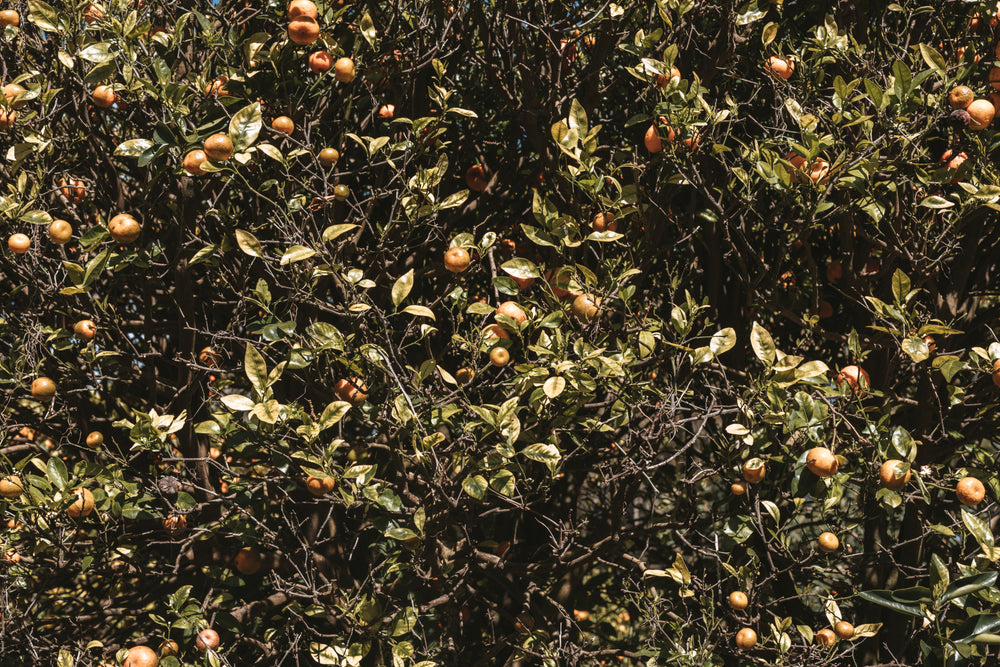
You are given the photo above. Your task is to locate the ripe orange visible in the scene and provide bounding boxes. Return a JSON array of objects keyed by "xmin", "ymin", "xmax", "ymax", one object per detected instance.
[
  {"xmin": 333, "ymin": 184, "xmax": 350, "ymax": 200},
  {"xmin": 817, "ymin": 531, "xmax": 839, "ymax": 553},
  {"xmin": 571, "ymin": 294, "xmax": 600, "ymax": 322},
  {"xmin": 309, "ymin": 51, "xmax": 333, "ymax": 73},
  {"xmin": 272, "ymin": 116, "xmax": 294, "ymax": 134},
  {"xmin": 288, "ymin": 0, "xmax": 318, "ymax": 19},
  {"xmin": 378, "ymin": 104, "xmax": 395, "ymax": 119},
  {"xmin": 654, "ymin": 65, "xmax": 681, "ymax": 88},
  {"xmin": 123, "ymin": 646, "xmax": 158, "ymax": 667},
  {"xmin": 990, "ymin": 66, "xmax": 1000, "ymax": 91},
  {"xmin": 199, "ymin": 346, "xmax": 221, "ymax": 368},
  {"xmin": 8, "ymin": 233, "xmax": 30, "ymax": 254},
  {"xmin": 805, "ymin": 447, "xmax": 838, "ymax": 477},
  {"xmin": 83, "ymin": 3, "xmax": 104, "ymax": 23},
  {"xmin": 834, "ymin": 621, "xmax": 855, "ymax": 640},
  {"xmin": 92, "ymin": 85, "xmax": 116, "ymax": 108},
  {"xmin": 924, "ymin": 335, "xmax": 936, "ymax": 354},
  {"xmin": 455, "ymin": 367, "xmax": 475, "ymax": 384},
  {"xmin": 483, "ymin": 323, "xmax": 511, "ymax": 342},
  {"xmin": 444, "ymin": 247, "xmax": 471, "ymax": 272},
  {"xmin": 496, "ymin": 301, "xmax": 527, "ymax": 328},
  {"xmin": 0, "ymin": 107, "xmax": 15, "ymax": 131},
  {"xmin": 0, "ymin": 476, "xmax": 23, "ymax": 498},
  {"xmin": 735, "ymin": 627, "xmax": 757, "ymax": 650},
  {"xmin": 836, "ymin": 365, "xmax": 870, "ymax": 395},
  {"xmin": 643, "ymin": 124, "xmax": 662, "ymax": 153},
  {"xmin": 67, "ymin": 488, "xmax": 95, "ymax": 518},
  {"xmin": 490, "ymin": 346, "xmax": 511, "ymax": 367},
  {"xmin": 3, "ymin": 83, "xmax": 26, "ymax": 108},
  {"xmin": 31, "ymin": 377, "xmax": 56, "ymax": 399},
  {"xmin": 956, "ymin": 476, "xmax": 986, "ymax": 505},
  {"xmin": 333, "ymin": 377, "xmax": 368, "ymax": 406},
  {"xmin": 203, "ymin": 133, "xmax": 233, "ymax": 161},
  {"xmin": 288, "ymin": 17, "xmax": 320, "ymax": 45},
  {"xmin": 0, "ymin": 10, "xmax": 19, "ymax": 26},
  {"xmin": 183, "ymin": 149, "xmax": 207, "ymax": 176},
  {"xmin": 59, "ymin": 178, "xmax": 86, "ymax": 203},
  {"xmin": 967, "ymin": 99, "xmax": 995, "ymax": 130},
  {"xmin": 942, "ymin": 148, "xmax": 968, "ymax": 171},
  {"xmin": 816, "ymin": 628, "xmax": 837, "ymax": 647},
  {"xmin": 163, "ymin": 513, "xmax": 187, "ymax": 537},
  {"xmin": 465, "ymin": 164, "xmax": 490, "ymax": 191},
  {"xmin": 879, "ymin": 459, "xmax": 910, "ymax": 490},
  {"xmin": 728, "ymin": 591, "xmax": 748, "ymax": 610},
  {"xmin": 195, "ymin": 628, "xmax": 220, "ymax": 652},
  {"xmin": 949, "ymin": 85, "xmax": 974, "ymax": 109},
  {"xmin": 766, "ymin": 56, "xmax": 794, "ymax": 80},
  {"xmin": 234, "ymin": 547, "xmax": 264, "ymax": 575},
  {"xmin": 306, "ymin": 475, "xmax": 336, "ymax": 496},
  {"xmin": 109, "ymin": 213, "xmax": 141, "ymax": 243},
  {"xmin": 74, "ymin": 319, "xmax": 97, "ymax": 339},
  {"xmin": 205, "ymin": 76, "xmax": 229, "ymax": 96},
  {"xmin": 48, "ymin": 219, "xmax": 72, "ymax": 244},
  {"xmin": 742, "ymin": 459, "xmax": 765, "ymax": 483},
  {"xmin": 159, "ymin": 639, "xmax": 179, "ymax": 657},
  {"xmin": 319, "ymin": 148, "xmax": 339, "ymax": 166},
  {"xmin": 85, "ymin": 431, "xmax": 104, "ymax": 448},
  {"xmin": 334, "ymin": 57, "xmax": 356, "ymax": 83},
  {"xmin": 591, "ymin": 212, "xmax": 617, "ymax": 232},
  {"xmin": 731, "ymin": 481, "xmax": 747, "ymax": 495}
]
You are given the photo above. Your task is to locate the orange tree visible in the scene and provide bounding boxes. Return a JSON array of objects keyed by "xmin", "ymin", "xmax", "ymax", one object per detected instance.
[{"xmin": 4, "ymin": 0, "xmax": 1000, "ymax": 665}]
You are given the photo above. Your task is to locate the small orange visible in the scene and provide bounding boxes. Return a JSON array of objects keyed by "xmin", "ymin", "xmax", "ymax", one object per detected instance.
[
  {"xmin": 816, "ymin": 628, "xmax": 837, "ymax": 647},
  {"xmin": 643, "ymin": 124, "xmax": 662, "ymax": 153},
  {"xmin": 183, "ymin": 149, "xmax": 208, "ymax": 176},
  {"xmin": 766, "ymin": 56, "xmax": 794, "ymax": 80},
  {"xmin": 309, "ymin": 50, "xmax": 333, "ymax": 73},
  {"xmin": 805, "ymin": 447, "xmax": 838, "ymax": 477},
  {"xmin": 334, "ymin": 57, "xmax": 356, "ymax": 83},
  {"xmin": 949, "ymin": 85, "xmax": 974, "ymax": 109},
  {"xmin": 879, "ymin": 460, "xmax": 910, "ymax": 490},
  {"xmin": 109, "ymin": 213, "xmax": 141, "ymax": 243},
  {"xmin": 85, "ymin": 431, "xmax": 104, "ymax": 448},
  {"xmin": 234, "ymin": 547, "xmax": 264, "ymax": 575},
  {"xmin": 817, "ymin": 531, "xmax": 839, "ymax": 553},
  {"xmin": 967, "ymin": 99, "xmax": 995, "ymax": 130},
  {"xmin": 465, "ymin": 164, "xmax": 490, "ymax": 191},
  {"xmin": 333, "ymin": 377, "xmax": 368, "ymax": 405},
  {"xmin": 74, "ymin": 320, "xmax": 97, "ymax": 339},
  {"xmin": 728, "ymin": 591, "xmax": 748, "ymax": 610},
  {"xmin": 31, "ymin": 377, "xmax": 56, "ymax": 399},
  {"xmin": 0, "ymin": 108, "xmax": 15, "ymax": 131},
  {"xmin": 48, "ymin": 219, "xmax": 72, "ymax": 244},
  {"xmin": 163, "ymin": 513, "xmax": 187, "ymax": 537},
  {"xmin": 591, "ymin": 212, "xmax": 617, "ymax": 232},
  {"xmin": 288, "ymin": 17, "xmax": 320, "ymax": 45},
  {"xmin": 990, "ymin": 66, "xmax": 1000, "ymax": 91},
  {"xmin": 490, "ymin": 347, "xmax": 510, "ymax": 367},
  {"xmin": 3, "ymin": 83, "xmax": 26, "ymax": 108},
  {"xmin": 67, "ymin": 488, "xmax": 95, "ymax": 518},
  {"xmin": 956, "ymin": 476, "xmax": 986, "ymax": 505},
  {"xmin": 834, "ymin": 621, "xmax": 854, "ymax": 640},
  {"xmin": 742, "ymin": 459, "xmax": 765, "ymax": 483},
  {"xmin": 92, "ymin": 85, "xmax": 116, "ymax": 108},
  {"xmin": 571, "ymin": 294, "xmax": 600, "ymax": 322},
  {"xmin": 735, "ymin": 628, "xmax": 757, "ymax": 650},
  {"xmin": 203, "ymin": 133, "xmax": 233, "ymax": 162},
  {"xmin": 205, "ymin": 76, "xmax": 229, "ymax": 96},
  {"xmin": 287, "ymin": 0, "xmax": 318, "ymax": 19},
  {"xmin": 8, "ymin": 233, "xmax": 30, "ymax": 254},
  {"xmin": 444, "ymin": 247, "xmax": 471, "ymax": 273},
  {"xmin": 731, "ymin": 481, "xmax": 746, "ymax": 495},
  {"xmin": 306, "ymin": 475, "xmax": 336, "ymax": 496},
  {"xmin": 123, "ymin": 646, "xmax": 158, "ymax": 667},
  {"xmin": 59, "ymin": 178, "xmax": 86, "ymax": 203},
  {"xmin": 319, "ymin": 148, "xmax": 340, "ymax": 166},
  {"xmin": 495, "ymin": 301, "xmax": 527, "ymax": 328},
  {"xmin": 836, "ymin": 365, "xmax": 870, "ymax": 395},
  {"xmin": 455, "ymin": 367, "xmax": 475, "ymax": 384},
  {"xmin": 0, "ymin": 10, "xmax": 19, "ymax": 26},
  {"xmin": 272, "ymin": 116, "xmax": 294, "ymax": 134},
  {"xmin": 378, "ymin": 104, "xmax": 395, "ymax": 119},
  {"xmin": 0, "ymin": 476, "xmax": 23, "ymax": 499},
  {"xmin": 195, "ymin": 628, "xmax": 220, "ymax": 652}
]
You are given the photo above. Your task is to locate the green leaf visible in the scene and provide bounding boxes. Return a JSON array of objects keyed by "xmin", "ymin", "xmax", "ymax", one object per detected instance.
[
  {"xmin": 918, "ymin": 195, "xmax": 953, "ymax": 209},
  {"xmin": 402, "ymin": 305, "xmax": 435, "ymax": 320},
  {"xmin": 46, "ymin": 457, "xmax": 68, "ymax": 491},
  {"xmin": 919, "ymin": 43, "xmax": 947, "ymax": 78},
  {"xmin": 20, "ymin": 210, "xmax": 52, "ymax": 225},
  {"xmin": 963, "ymin": 507, "xmax": 995, "ymax": 548},
  {"xmin": 542, "ymin": 376, "xmax": 565, "ymax": 398},
  {"xmin": 229, "ymin": 103, "xmax": 262, "ymax": 151},
  {"xmin": 78, "ymin": 43, "xmax": 113, "ymax": 63},
  {"xmin": 750, "ymin": 322, "xmax": 776, "ymax": 365},
  {"xmin": 521, "ymin": 443, "xmax": 561, "ymax": 463},
  {"xmin": 391, "ymin": 269, "xmax": 414, "ymax": 308},
  {"xmin": 244, "ymin": 343, "xmax": 267, "ymax": 393},
  {"xmin": 322, "ymin": 224, "xmax": 359, "ymax": 242},
  {"xmin": 280, "ymin": 245, "xmax": 316, "ymax": 265},
  {"xmin": 385, "ymin": 527, "xmax": 416, "ymax": 541},
  {"xmin": 567, "ymin": 98, "xmax": 588, "ymax": 136},
  {"xmin": 891, "ymin": 269, "xmax": 910, "ymax": 304},
  {"xmin": 939, "ymin": 572, "xmax": 999, "ymax": 604},
  {"xmin": 252, "ymin": 400, "xmax": 281, "ymax": 424},
  {"xmin": 114, "ymin": 139, "xmax": 153, "ymax": 157},
  {"xmin": 795, "ymin": 360, "xmax": 830, "ymax": 380},
  {"xmin": 220, "ymin": 394, "xmax": 254, "ymax": 411},
  {"xmin": 57, "ymin": 649, "xmax": 73, "ymax": 667},
  {"xmin": 83, "ymin": 249, "xmax": 109, "ymax": 287},
  {"xmin": 710, "ymin": 328, "xmax": 736, "ymax": 356},
  {"xmin": 359, "ymin": 12, "xmax": 377, "ymax": 46},
  {"xmin": 319, "ymin": 401, "xmax": 352, "ymax": 429},
  {"xmin": 234, "ymin": 229, "xmax": 263, "ymax": 257},
  {"xmin": 462, "ymin": 475, "xmax": 488, "ymax": 500},
  {"xmin": 858, "ymin": 590, "xmax": 925, "ymax": 617},
  {"xmin": 500, "ymin": 258, "xmax": 540, "ymax": 279},
  {"xmin": 902, "ymin": 336, "xmax": 929, "ymax": 362},
  {"xmin": 27, "ymin": 0, "xmax": 60, "ymax": 32}
]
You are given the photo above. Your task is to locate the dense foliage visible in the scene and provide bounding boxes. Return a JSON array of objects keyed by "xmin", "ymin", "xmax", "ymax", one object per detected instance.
[{"xmin": 4, "ymin": 0, "xmax": 1000, "ymax": 665}]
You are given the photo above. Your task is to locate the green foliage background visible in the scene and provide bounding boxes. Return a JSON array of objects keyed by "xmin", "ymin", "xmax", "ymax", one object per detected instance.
[{"xmin": 3, "ymin": 0, "xmax": 1000, "ymax": 665}]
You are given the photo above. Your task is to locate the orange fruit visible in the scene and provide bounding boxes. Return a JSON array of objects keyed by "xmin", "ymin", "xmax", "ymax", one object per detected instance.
[
  {"xmin": 483, "ymin": 323, "xmax": 510, "ymax": 342},
  {"xmin": 48, "ymin": 219, "xmax": 72, "ymax": 244},
  {"xmin": 306, "ymin": 475, "xmax": 336, "ymax": 496},
  {"xmin": 834, "ymin": 621, "xmax": 854, "ymax": 640},
  {"xmin": 203, "ymin": 133, "xmax": 233, "ymax": 162},
  {"xmin": 949, "ymin": 85, "xmax": 974, "ymax": 109},
  {"xmin": 272, "ymin": 115, "xmax": 294, "ymax": 134},
  {"xmin": 59, "ymin": 178, "xmax": 86, "ymax": 203},
  {"xmin": 205, "ymin": 76, "xmax": 229, "ymax": 96},
  {"xmin": 731, "ymin": 481, "xmax": 746, "ymax": 495},
  {"xmin": 31, "ymin": 377, "xmax": 56, "ymax": 399},
  {"xmin": 571, "ymin": 294, "xmax": 600, "ymax": 322},
  {"xmin": 288, "ymin": 17, "xmax": 320, "ymax": 45},
  {"xmin": 195, "ymin": 628, "xmax": 220, "ymax": 652},
  {"xmin": 92, "ymin": 85, "xmax": 116, "ymax": 108},
  {"xmin": 287, "ymin": 0, "xmax": 318, "ymax": 19},
  {"xmin": 836, "ymin": 365, "xmax": 870, "ymax": 395},
  {"xmin": 199, "ymin": 346, "xmax": 221, "ymax": 368},
  {"xmin": 444, "ymin": 247, "xmax": 471, "ymax": 272},
  {"xmin": 591, "ymin": 212, "xmax": 617, "ymax": 232},
  {"xmin": 109, "ymin": 213, "xmax": 141, "ymax": 243},
  {"xmin": 378, "ymin": 104, "xmax": 395, "ymax": 119},
  {"xmin": 234, "ymin": 547, "xmax": 264, "ymax": 575},
  {"xmin": 956, "ymin": 476, "xmax": 986, "ymax": 505},
  {"xmin": 455, "ymin": 367, "xmax": 475, "ymax": 384},
  {"xmin": 0, "ymin": 476, "xmax": 23, "ymax": 498},
  {"xmin": 817, "ymin": 531, "xmax": 839, "ymax": 553},
  {"xmin": 333, "ymin": 184, "xmax": 350, "ymax": 200},
  {"xmin": 990, "ymin": 66, "xmax": 1000, "ymax": 91},
  {"xmin": 319, "ymin": 147, "xmax": 339, "ymax": 166},
  {"xmin": 85, "ymin": 431, "xmax": 104, "ymax": 448},
  {"xmin": 159, "ymin": 640, "xmax": 179, "ymax": 657},
  {"xmin": 163, "ymin": 513, "xmax": 187, "ymax": 537},
  {"xmin": 735, "ymin": 627, "xmax": 757, "ymax": 650},
  {"xmin": 0, "ymin": 10, "xmax": 19, "ymax": 26},
  {"xmin": 83, "ymin": 3, "xmax": 104, "ymax": 23},
  {"xmin": 816, "ymin": 628, "xmax": 837, "ymax": 647},
  {"xmin": 766, "ymin": 56, "xmax": 794, "ymax": 80},
  {"xmin": 3, "ymin": 83, "xmax": 26, "ymax": 108},
  {"xmin": 879, "ymin": 460, "xmax": 910, "ymax": 490},
  {"xmin": 74, "ymin": 319, "xmax": 97, "ymax": 339},
  {"xmin": 924, "ymin": 335, "xmax": 936, "ymax": 354},
  {"xmin": 728, "ymin": 591, "xmax": 748, "ymax": 610},
  {"xmin": 496, "ymin": 301, "xmax": 527, "ymax": 328},
  {"xmin": 805, "ymin": 447, "xmax": 838, "ymax": 477},
  {"xmin": 123, "ymin": 646, "xmax": 158, "ymax": 667},
  {"xmin": 0, "ymin": 107, "xmax": 15, "ymax": 131},
  {"xmin": 8, "ymin": 233, "xmax": 30, "ymax": 254},
  {"xmin": 643, "ymin": 124, "xmax": 662, "ymax": 153},
  {"xmin": 942, "ymin": 149, "xmax": 968, "ymax": 171},
  {"xmin": 654, "ymin": 65, "xmax": 681, "ymax": 87},
  {"xmin": 465, "ymin": 164, "xmax": 490, "ymax": 191},
  {"xmin": 309, "ymin": 50, "xmax": 333, "ymax": 73},
  {"xmin": 742, "ymin": 459, "xmax": 765, "ymax": 483},
  {"xmin": 334, "ymin": 57, "xmax": 356, "ymax": 83},
  {"xmin": 333, "ymin": 377, "xmax": 368, "ymax": 405},
  {"xmin": 183, "ymin": 149, "xmax": 207, "ymax": 175},
  {"xmin": 967, "ymin": 99, "xmax": 995, "ymax": 130},
  {"xmin": 67, "ymin": 488, "xmax": 95, "ymax": 518},
  {"xmin": 490, "ymin": 346, "xmax": 510, "ymax": 367},
  {"xmin": 993, "ymin": 358, "xmax": 1000, "ymax": 387}
]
